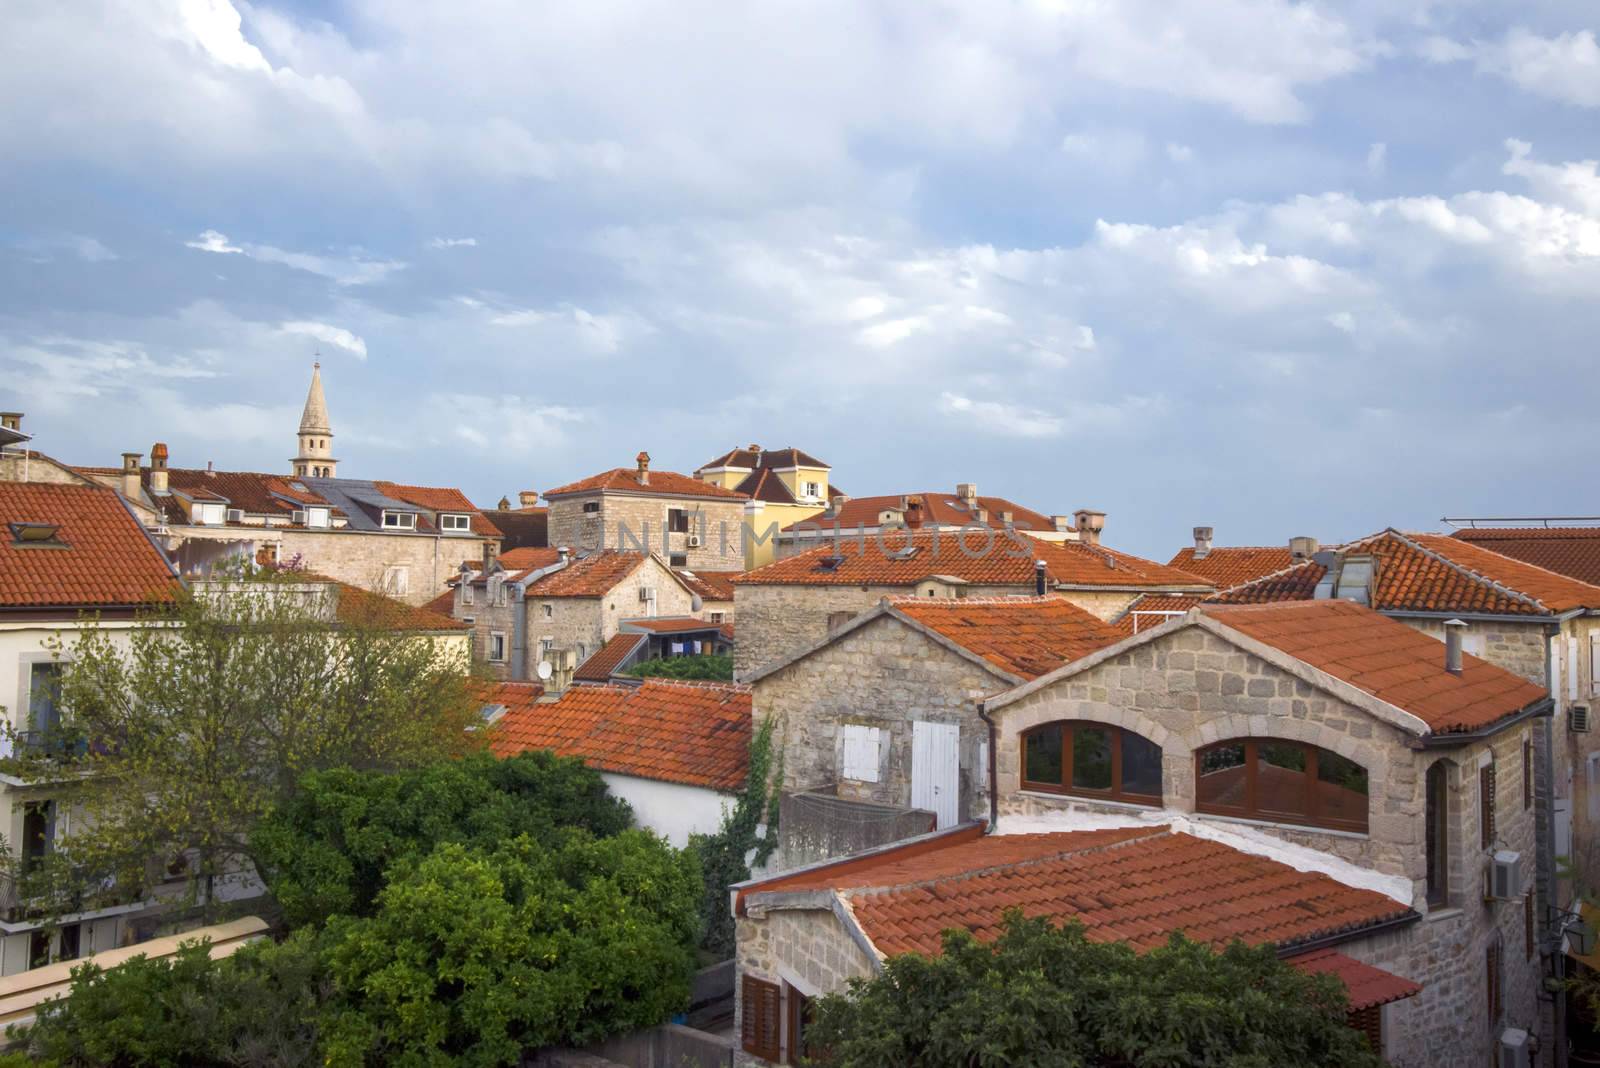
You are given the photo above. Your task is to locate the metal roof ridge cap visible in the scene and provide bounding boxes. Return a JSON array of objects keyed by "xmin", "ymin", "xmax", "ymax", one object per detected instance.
[{"xmin": 1387, "ymin": 529, "xmax": 1547, "ymax": 612}]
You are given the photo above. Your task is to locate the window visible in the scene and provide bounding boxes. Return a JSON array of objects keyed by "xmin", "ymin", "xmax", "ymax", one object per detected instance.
[
  {"xmin": 493, "ymin": 581, "xmax": 508, "ymax": 607},
  {"xmin": 440, "ymin": 513, "xmax": 471, "ymax": 532},
  {"xmin": 1425, "ymin": 761, "xmax": 1451, "ymax": 908},
  {"xmin": 742, "ymin": 975, "xmax": 782, "ymax": 1062},
  {"xmin": 488, "ymin": 632, "xmax": 507, "ymax": 662},
  {"xmin": 542, "ymin": 603, "xmax": 553, "ymax": 619},
  {"xmin": 1194, "ymin": 739, "xmax": 1368, "ymax": 833},
  {"xmin": 841, "ymin": 725, "xmax": 882, "ymax": 783},
  {"xmin": 784, "ymin": 981, "xmax": 814, "ymax": 1064},
  {"xmin": 582, "ymin": 501, "xmax": 600, "ymax": 514},
  {"xmin": 827, "ymin": 611, "xmax": 853, "ymax": 632},
  {"xmin": 1021, "ymin": 722, "xmax": 1163, "ymax": 806},
  {"xmin": 540, "ymin": 639, "xmax": 554, "ymax": 658},
  {"xmin": 383, "ymin": 566, "xmax": 410, "ymax": 596},
  {"xmin": 57, "ymin": 923, "xmax": 80, "ymax": 963},
  {"xmin": 803, "ymin": 481, "xmax": 822, "ymax": 499},
  {"xmin": 28, "ymin": 662, "xmax": 63, "ymax": 737},
  {"xmin": 22, "ymin": 801, "xmax": 55, "ymax": 875},
  {"xmin": 305, "ymin": 507, "xmax": 330, "ymax": 528},
  {"xmin": 667, "ymin": 508, "xmax": 691, "ymax": 534},
  {"xmin": 1524, "ymin": 736, "xmax": 1534, "ymax": 810},
  {"xmin": 1481, "ymin": 762, "xmax": 1497, "ymax": 849},
  {"xmin": 1486, "ymin": 939, "xmax": 1502, "ymax": 1021},
  {"xmin": 710, "ymin": 611, "xmax": 725, "ymax": 623},
  {"xmin": 382, "ymin": 511, "xmax": 417, "ymax": 530},
  {"xmin": 461, "ymin": 584, "xmax": 474, "ymax": 606},
  {"xmin": 670, "ymin": 553, "xmax": 688, "ymax": 568}
]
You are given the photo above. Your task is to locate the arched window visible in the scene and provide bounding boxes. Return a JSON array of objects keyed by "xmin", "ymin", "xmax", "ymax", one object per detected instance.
[
  {"xmin": 1020, "ymin": 721, "xmax": 1163, "ymax": 806},
  {"xmin": 1195, "ymin": 739, "xmax": 1368, "ymax": 833},
  {"xmin": 1425, "ymin": 761, "xmax": 1451, "ymax": 908}
]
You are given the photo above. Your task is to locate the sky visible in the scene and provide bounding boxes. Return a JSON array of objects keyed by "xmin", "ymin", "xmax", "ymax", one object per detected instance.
[{"xmin": 3, "ymin": 0, "xmax": 1599, "ymax": 560}]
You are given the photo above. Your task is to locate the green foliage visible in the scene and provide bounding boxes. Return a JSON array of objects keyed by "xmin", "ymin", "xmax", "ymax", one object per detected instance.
[
  {"xmin": 623, "ymin": 655, "xmax": 733, "ymax": 681},
  {"xmin": 318, "ymin": 832, "xmax": 700, "ymax": 1067},
  {"xmin": 807, "ymin": 912, "xmax": 1383, "ymax": 1068},
  {"xmin": 14, "ymin": 570, "xmax": 485, "ymax": 920},
  {"xmin": 253, "ymin": 751, "xmax": 633, "ymax": 928},
  {"xmin": 10, "ymin": 931, "xmax": 327, "ymax": 1068},
  {"xmin": 688, "ymin": 716, "xmax": 780, "ymax": 958}
]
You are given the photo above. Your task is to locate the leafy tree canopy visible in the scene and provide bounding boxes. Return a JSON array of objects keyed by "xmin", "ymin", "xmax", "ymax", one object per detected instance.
[
  {"xmin": 253, "ymin": 751, "xmax": 633, "ymax": 928},
  {"xmin": 623, "ymin": 655, "xmax": 733, "ymax": 681},
  {"xmin": 807, "ymin": 913, "xmax": 1383, "ymax": 1068}
]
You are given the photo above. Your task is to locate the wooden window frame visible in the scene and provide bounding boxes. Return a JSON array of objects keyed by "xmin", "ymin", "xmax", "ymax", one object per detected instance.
[
  {"xmin": 742, "ymin": 975, "xmax": 782, "ymax": 1062},
  {"xmin": 1193, "ymin": 738, "xmax": 1369, "ymax": 835},
  {"xmin": 1425, "ymin": 760, "xmax": 1451, "ymax": 909},
  {"xmin": 783, "ymin": 981, "xmax": 812, "ymax": 1065},
  {"xmin": 1020, "ymin": 721, "xmax": 1163, "ymax": 807},
  {"xmin": 1481, "ymin": 763, "xmax": 1497, "ymax": 850}
]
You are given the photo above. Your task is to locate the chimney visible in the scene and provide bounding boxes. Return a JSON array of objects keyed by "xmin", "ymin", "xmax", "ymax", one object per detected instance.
[
  {"xmin": 905, "ymin": 499, "xmax": 924, "ymax": 529},
  {"xmin": 1034, "ymin": 559, "xmax": 1047, "ymax": 596},
  {"xmin": 635, "ymin": 451, "xmax": 650, "ymax": 485},
  {"xmin": 120, "ymin": 452, "xmax": 143, "ymax": 500},
  {"xmin": 149, "ymin": 443, "xmax": 169, "ymax": 494},
  {"xmin": 482, "ymin": 539, "xmax": 498, "ymax": 570},
  {"xmin": 1051, "ymin": 515, "xmax": 1072, "ymax": 532},
  {"xmin": 830, "ymin": 494, "xmax": 849, "ymax": 516},
  {"xmin": 519, "ymin": 490, "xmax": 539, "ymax": 508},
  {"xmin": 0, "ymin": 413, "xmax": 20, "ymax": 432},
  {"xmin": 558, "ymin": 546, "xmax": 570, "ymax": 565},
  {"xmin": 1444, "ymin": 619, "xmax": 1467, "ymax": 675},
  {"xmin": 206, "ymin": 460, "xmax": 215, "ymax": 477},
  {"xmin": 1289, "ymin": 535, "xmax": 1319, "ymax": 561},
  {"xmin": 1074, "ymin": 509, "xmax": 1106, "ymax": 546},
  {"xmin": 1192, "ymin": 526, "xmax": 1214, "ymax": 559},
  {"xmin": 956, "ymin": 482, "xmax": 978, "ymax": 505},
  {"xmin": 497, "ymin": 496, "xmax": 511, "ymax": 510}
]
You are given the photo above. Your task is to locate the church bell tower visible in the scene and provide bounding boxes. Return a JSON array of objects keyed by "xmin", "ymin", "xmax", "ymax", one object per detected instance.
[{"xmin": 291, "ymin": 362, "xmax": 338, "ymax": 478}]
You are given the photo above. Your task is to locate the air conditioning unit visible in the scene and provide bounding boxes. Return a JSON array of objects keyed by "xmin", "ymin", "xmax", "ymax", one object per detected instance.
[
  {"xmin": 291, "ymin": 509, "xmax": 307, "ymax": 525},
  {"xmin": 639, "ymin": 586, "xmax": 656, "ymax": 602},
  {"xmin": 1499, "ymin": 1028, "xmax": 1530, "ymax": 1068},
  {"xmin": 1572, "ymin": 704, "xmax": 1592, "ymax": 733},
  {"xmin": 1486, "ymin": 850, "xmax": 1523, "ymax": 901},
  {"xmin": 226, "ymin": 508, "xmax": 243, "ymax": 524},
  {"xmin": 687, "ymin": 533, "xmax": 702, "ymax": 547}
]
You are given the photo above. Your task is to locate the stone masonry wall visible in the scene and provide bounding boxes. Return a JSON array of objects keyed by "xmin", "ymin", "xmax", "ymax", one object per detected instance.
[
  {"xmin": 753, "ymin": 613, "xmax": 1008, "ymax": 826},
  {"xmin": 734, "ymin": 910, "xmax": 877, "ymax": 1067},
  {"xmin": 527, "ymin": 556, "xmax": 697, "ymax": 671},
  {"xmin": 1054, "ymin": 588, "xmax": 1145, "ymax": 622},
  {"xmin": 547, "ymin": 492, "xmax": 746, "ymax": 571},
  {"xmin": 273, "ymin": 527, "xmax": 490, "ymax": 605},
  {"xmin": 992, "ymin": 623, "xmax": 1543, "ymax": 1066}
]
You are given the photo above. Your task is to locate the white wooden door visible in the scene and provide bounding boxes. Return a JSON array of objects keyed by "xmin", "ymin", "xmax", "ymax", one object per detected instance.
[{"xmin": 911, "ymin": 721, "xmax": 961, "ymax": 829}]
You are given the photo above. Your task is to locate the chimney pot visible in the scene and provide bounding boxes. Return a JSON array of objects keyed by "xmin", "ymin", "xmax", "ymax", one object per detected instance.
[
  {"xmin": 1289, "ymin": 535, "xmax": 1319, "ymax": 560},
  {"xmin": 1074, "ymin": 509, "xmax": 1106, "ymax": 546},
  {"xmin": 558, "ymin": 545, "xmax": 570, "ymax": 564},
  {"xmin": 635, "ymin": 451, "xmax": 650, "ymax": 485},
  {"xmin": 1034, "ymin": 559, "xmax": 1047, "ymax": 596},
  {"xmin": 120, "ymin": 452, "xmax": 143, "ymax": 500},
  {"xmin": 1444, "ymin": 619, "xmax": 1467, "ymax": 675},
  {"xmin": 149, "ymin": 443, "xmax": 169, "ymax": 494},
  {"xmin": 519, "ymin": 490, "xmax": 539, "ymax": 508},
  {"xmin": 830, "ymin": 494, "xmax": 849, "ymax": 515},
  {"xmin": 498, "ymin": 496, "xmax": 511, "ymax": 510},
  {"xmin": 206, "ymin": 460, "xmax": 215, "ymax": 476},
  {"xmin": 1193, "ymin": 526, "xmax": 1214, "ymax": 558},
  {"xmin": 0, "ymin": 413, "xmax": 21, "ymax": 432}
]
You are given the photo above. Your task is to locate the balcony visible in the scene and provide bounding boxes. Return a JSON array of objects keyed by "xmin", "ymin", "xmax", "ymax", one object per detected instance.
[{"xmin": 13, "ymin": 729, "xmax": 89, "ymax": 762}]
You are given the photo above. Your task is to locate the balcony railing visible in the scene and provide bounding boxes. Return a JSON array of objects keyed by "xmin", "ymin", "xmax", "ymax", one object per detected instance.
[{"xmin": 14, "ymin": 729, "xmax": 89, "ymax": 761}]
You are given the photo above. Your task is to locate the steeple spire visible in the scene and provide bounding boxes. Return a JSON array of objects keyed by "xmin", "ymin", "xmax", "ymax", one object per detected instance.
[{"xmin": 291, "ymin": 361, "xmax": 338, "ymax": 478}]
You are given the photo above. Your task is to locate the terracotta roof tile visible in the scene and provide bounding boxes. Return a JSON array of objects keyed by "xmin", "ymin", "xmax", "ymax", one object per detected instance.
[
  {"xmin": 372, "ymin": 482, "xmax": 503, "ymax": 538},
  {"xmin": 1452, "ymin": 527, "xmax": 1600, "ymax": 587},
  {"xmin": 544, "ymin": 466, "xmax": 746, "ymax": 501},
  {"xmin": 298, "ymin": 575, "xmax": 468, "ymax": 631},
  {"xmin": 422, "ymin": 588, "xmax": 456, "ymax": 617},
  {"xmin": 1286, "ymin": 949, "xmax": 1422, "ymax": 1011},
  {"xmin": 1408, "ymin": 533, "xmax": 1600, "ymax": 613},
  {"xmin": 1113, "ymin": 593, "xmax": 1209, "ymax": 635},
  {"xmin": 524, "ymin": 550, "xmax": 649, "ymax": 597},
  {"xmin": 675, "ymin": 569, "xmax": 739, "ymax": 601},
  {"xmin": 157, "ymin": 468, "xmax": 323, "ymax": 516},
  {"xmin": 573, "ymin": 633, "xmax": 647, "ymax": 681},
  {"xmin": 1203, "ymin": 600, "xmax": 1548, "ymax": 733},
  {"xmin": 745, "ymin": 826, "xmax": 1414, "ymax": 959},
  {"xmin": 1209, "ymin": 560, "xmax": 1327, "ymax": 604},
  {"xmin": 890, "ymin": 596, "xmax": 1124, "ymax": 680},
  {"xmin": 699, "ymin": 446, "xmax": 830, "ymax": 471},
  {"xmin": 1168, "ymin": 546, "xmax": 1297, "ymax": 588},
  {"xmin": 488, "ymin": 679, "xmax": 750, "ymax": 790},
  {"xmin": 622, "ymin": 616, "xmax": 728, "ymax": 634},
  {"xmin": 0, "ymin": 483, "xmax": 178, "ymax": 609},
  {"xmin": 735, "ymin": 532, "xmax": 1212, "ymax": 591},
  {"xmin": 783, "ymin": 492, "xmax": 1059, "ymax": 534}
]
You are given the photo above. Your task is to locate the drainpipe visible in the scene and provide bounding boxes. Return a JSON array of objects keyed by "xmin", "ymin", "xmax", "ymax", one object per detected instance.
[
  {"xmin": 1542, "ymin": 624, "xmax": 1567, "ymax": 1068},
  {"xmin": 511, "ymin": 579, "xmax": 529, "ymax": 681},
  {"xmin": 977, "ymin": 699, "xmax": 998, "ymax": 834}
]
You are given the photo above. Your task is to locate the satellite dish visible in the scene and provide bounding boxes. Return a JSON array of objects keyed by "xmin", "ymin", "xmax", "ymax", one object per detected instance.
[
  {"xmin": 691, "ymin": 594, "xmax": 704, "ymax": 613},
  {"xmin": 536, "ymin": 661, "xmax": 553, "ymax": 680}
]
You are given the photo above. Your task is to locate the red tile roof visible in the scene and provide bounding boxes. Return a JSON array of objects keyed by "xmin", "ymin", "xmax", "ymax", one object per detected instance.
[
  {"xmin": 1286, "ymin": 948, "xmax": 1422, "ymax": 1011},
  {"xmin": 675, "ymin": 569, "xmax": 739, "ymax": 602},
  {"xmin": 622, "ymin": 616, "xmax": 729, "ymax": 634},
  {"xmin": 373, "ymin": 482, "xmax": 503, "ymax": 537},
  {"xmin": 525, "ymin": 550, "xmax": 649, "ymax": 597},
  {"xmin": 1452, "ymin": 527, "xmax": 1600, "ymax": 587},
  {"xmin": 782, "ymin": 492, "xmax": 1060, "ymax": 534},
  {"xmin": 735, "ymin": 532, "xmax": 1211, "ymax": 591},
  {"xmin": 744, "ymin": 826, "xmax": 1414, "ymax": 957},
  {"xmin": 889, "ymin": 596, "xmax": 1124, "ymax": 680},
  {"xmin": 1168, "ymin": 546, "xmax": 1297, "ymax": 588},
  {"xmin": 0, "ymin": 483, "xmax": 178, "ymax": 609},
  {"xmin": 573, "ymin": 633, "xmax": 647, "ymax": 681},
  {"xmin": 699, "ymin": 446, "xmax": 830, "ymax": 471},
  {"xmin": 498, "ymin": 546, "xmax": 563, "ymax": 572},
  {"xmin": 296, "ymin": 574, "xmax": 468, "ymax": 632},
  {"xmin": 543, "ymin": 466, "xmax": 747, "ymax": 501},
  {"xmin": 488, "ymin": 679, "xmax": 751, "ymax": 790},
  {"xmin": 1113, "ymin": 593, "xmax": 1209, "ymax": 635},
  {"xmin": 1209, "ymin": 560, "xmax": 1328, "ymax": 605},
  {"xmin": 158, "ymin": 468, "xmax": 324, "ymax": 516},
  {"xmin": 1204, "ymin": 600, "xmax": 1548, "ymax": 733},
  {"xmin": 422, "ymin": 588, "xmax": 456, "ymax": 617},
  {"xmin": 1409, "ymin": 532, "xmax": 1600, "ymax": 613}
]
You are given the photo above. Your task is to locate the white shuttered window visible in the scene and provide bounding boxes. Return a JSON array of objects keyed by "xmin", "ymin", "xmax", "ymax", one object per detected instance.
[{"xmin": 840, "ymin": 725, "xmax": 882, "ymax": 783}]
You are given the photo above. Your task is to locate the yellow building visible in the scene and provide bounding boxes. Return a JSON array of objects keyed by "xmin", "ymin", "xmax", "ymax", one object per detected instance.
[{"xmin": 694, "ymin": 446, "xmax": 834, "ymax": 567}]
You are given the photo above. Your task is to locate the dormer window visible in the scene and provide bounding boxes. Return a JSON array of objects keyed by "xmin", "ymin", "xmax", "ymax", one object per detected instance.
[
  {"xmin": 193, "ymin": 502, "xmax": 226, "ymax": 526},
  {"xmin": 803, "ymin": 481, "xmax": 822, "ymax": 499},
  {"xmin": 382, "ymin": 511, "xmax": 418, "ymax": 530},
  {"xmin": 304, "ymin": 507, "xmax": 330, "ymax": 529},
  {"xmin": 440, "ymin": 513, "xmax": 472, "ymax": 533},
  {"xmin": 1335, "ymin": 555, "xmax": 1375, "ymax": 604}
]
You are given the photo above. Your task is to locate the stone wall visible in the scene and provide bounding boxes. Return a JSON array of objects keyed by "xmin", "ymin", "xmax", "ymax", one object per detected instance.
[
  {"xmin": 991, "ymin": 622, "xmax": 1543, "ymax": 1064},
  {"xmin": 268, "ymin": 527, "xmax": 489, "ymax": 605},
  {"xmin": 454, "ymin": 582, "xmax": 518, "ymax": 677},
  {"xmin": 548, "ymin": 492, "xmax": 746, "ymax": 571},
  {"xmin": 1055, "ymin": 587, "xmax": 1145, "ymax": 622},
  {"xmin": 753, "ymin": 613, "xmax": 1008, "ymax": 826},
  {"xmin": 526, "ymin": 555, "xmax": 697, "ymax": 671},
  {"xmin": 733, "ymin": 910, "xmax": 877, "ymax": 1067}
]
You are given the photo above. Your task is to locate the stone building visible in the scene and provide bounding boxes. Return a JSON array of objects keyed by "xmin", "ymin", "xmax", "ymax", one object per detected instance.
[
  {"xmin": 732, "ymin": 527, "xmax": 1212, "ymax": 678},
  {"xmin": 745, "ymin": 597, "xmax": 1123, "ymax": 860},
  {"xmin": 1451, "ymin": 524, "xmax": 1600, "ymax": 587},
  {"xmin": 694, "ymin": 446, "xmax": 834, "ymax": 568},
  {"xmin": 289, "ymin": 363, "xmax": 337, "ymax": 478},
  {"xmin": 483, "ymin": 491, "xmax": 548, "ymax": 550},
  {"xmin": 674, "ymin": 568, "xmax": 737, "ymax": 626},
  {"xmin": 544, "ymin": 452, "xmax": 748, "ymax": 572},
  {"xmin": 732, "ymin": 599, "xmax": 1552, "ymax": 1067}
]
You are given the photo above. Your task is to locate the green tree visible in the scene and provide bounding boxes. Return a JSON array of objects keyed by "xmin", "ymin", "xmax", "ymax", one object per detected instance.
[
  {"xmin": 623, "ymin": 655, "xmax": 734, "ymax": 681},
  {"xmin": 688, "ymin": 715, "xmax": 780, "ymax": 958},
  {"xmin": 318, "ymin": 832, "xmax": 700, "ymax": 1067},
  {"xmin": 11, "ymin": 569, "xmax": 484, "ymax": 920},
  {"xmin": 807, "ymin": 912, "xmax": 1383, "ymax": 1068},
  {"xmin": 252, "ymin": 751, "xmax": 633, "ymax": 928}
]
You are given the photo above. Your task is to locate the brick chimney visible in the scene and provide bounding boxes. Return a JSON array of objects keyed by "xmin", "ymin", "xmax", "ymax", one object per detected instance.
[
  {"xmin": 906, "ymin": 498, "xmax": 924, "ymax": 529},
  {"xmin": 1074, "ymin": 509, "xmax": 1106, "ymax": 546},
  {"xmin": 0, "ymin": 413, "xmax": 21, "ymax": 433},
  {"xmin": 636, "ymin": 451, "xmax": 650, "ymax": 486},
  {"xmin": 1193, "ymin": 526, "xmax": 1214, "ymax": 559},
  {"xmin": 519, "ymin": 490, "xmax": 539, "ymax": 508},
  {"xmin": 120, "ymin": 452, "xmax": 143, "ymax": 500},
  {"xmin": 149, "ymin": 443, "xmax": 169, "ymax": 494}
]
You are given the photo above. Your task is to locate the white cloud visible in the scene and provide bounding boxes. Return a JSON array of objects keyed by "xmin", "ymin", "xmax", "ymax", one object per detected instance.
[
  {"xmin": 278, "ymin": 321, "xmax": 368, "ymax": 359},
  {"xmin": 184, "ymin": 230, "xmax": 405, "ymax": 286},
  {"xmin": 1423, "ymin": 28, "xmax": 1600, "ymax": 108},
  {"xmin": 428, "ymin": 236, "xmax": 478, "ymax": 249},
  {"xmin": 1166, "ymin": 142, "xmax": 1194, "ymax": 164},
  {"xmin": 859, "ymin": 316, "xmax": 928, "ymax": 348},
  {"xmin": 431, "ymin": 393, "xmax": 585, "ymax": 452},
  {"xmin": 175, "ymin": 0, "xmax": 272, "ymax": 73},
  {"xmin": 939, "ymin": 392, "xmax": 1063, "ymax": 438},
  {"xmin": 486, "ymin": 303, "xmax": 632, "ymax": 354},
  {"xmin": 187, "ymin": 229, "xmax": 242, "ymax": 254},
  {"xmin": 1366, "ymin": 141, "xmax": 1386, "ymax": 177}
]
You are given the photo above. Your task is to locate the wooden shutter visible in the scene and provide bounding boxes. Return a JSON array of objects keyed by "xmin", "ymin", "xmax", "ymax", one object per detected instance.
[
  {"xmin": 1481, "ymin": 764, "xmax": 1497, "ymax": 849},
  {"xmin": 784, "ymin": 982, "xmax": 810, "ymax": 1065},
  {"xmin": 742, "ymin": 975, "xmax": 782, "ymax": 1062},
  {"xmin": 1348, "ymin": 1005, "xmax": 1382, "ymax": 1054}
]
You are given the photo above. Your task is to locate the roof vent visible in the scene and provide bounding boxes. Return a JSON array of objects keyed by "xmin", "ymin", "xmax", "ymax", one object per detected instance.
[
  {"xmin": 1192, "ymin": 526, "xmax": 1214, "ymax": 559},
  {"xmin": 1289, "ymin": 535, "xmax": 1319, "ymax": 560},
  {"xmin": 9, "ymin": 522, "xmax": 64, "ymax": 547},
  {"xmin": 1035, "ymin": 559, "xmax": 1047, "ymax": 596},
  {"xmin": 1444, "ymin": 618, "xmax": 1467, "ymax": 675}
]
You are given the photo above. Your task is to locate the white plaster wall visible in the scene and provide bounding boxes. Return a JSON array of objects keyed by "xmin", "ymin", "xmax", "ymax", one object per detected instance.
[{"xmin": 600, "ymin": 772, "xmax": 732, "ymax": 847}]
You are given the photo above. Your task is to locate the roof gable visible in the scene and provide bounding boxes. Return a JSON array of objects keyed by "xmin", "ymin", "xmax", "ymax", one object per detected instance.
[{"xmin": 543, "ymin": 467, "xmax": 747, "ymax": 501}]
